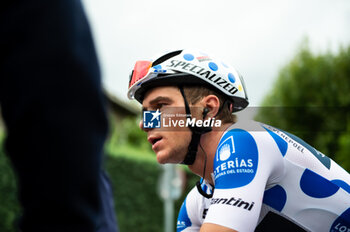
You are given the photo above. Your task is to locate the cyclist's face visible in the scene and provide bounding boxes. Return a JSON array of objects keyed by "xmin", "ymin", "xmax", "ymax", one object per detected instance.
[{"xmin": 140, "ymin": 86, "xmax": 192, "ymax": 164}]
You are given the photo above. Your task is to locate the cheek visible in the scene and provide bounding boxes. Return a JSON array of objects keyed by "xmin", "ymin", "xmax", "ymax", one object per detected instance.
[{"xmin": 169, "ymin": 131, "xmax": 192, "ymax": 147}]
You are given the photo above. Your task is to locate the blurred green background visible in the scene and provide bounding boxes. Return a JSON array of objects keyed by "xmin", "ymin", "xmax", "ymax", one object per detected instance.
[{"xmin": 0, "ymin": 44, "xmax": 349, "ymax": 232}]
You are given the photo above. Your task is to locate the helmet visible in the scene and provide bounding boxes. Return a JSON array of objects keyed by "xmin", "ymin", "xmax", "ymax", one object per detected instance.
[{"xmin": 128, "ymin": 49, "xmax": 249, "ymax": 112}]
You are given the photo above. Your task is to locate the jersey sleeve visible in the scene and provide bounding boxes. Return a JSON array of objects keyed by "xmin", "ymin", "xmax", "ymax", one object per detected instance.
[
  {"xmin": 204, "ymin": 128, "xmax": 284, "ymax": 231},
  {"xmin": 177, "ymin": 186, "xmax": 210, "ymax": 232}
]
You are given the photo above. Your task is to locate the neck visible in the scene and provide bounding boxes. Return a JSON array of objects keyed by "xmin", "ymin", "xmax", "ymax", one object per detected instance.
[{"xmin": 188, "ymin": 123, "xmax": 232, "ymax": 185}]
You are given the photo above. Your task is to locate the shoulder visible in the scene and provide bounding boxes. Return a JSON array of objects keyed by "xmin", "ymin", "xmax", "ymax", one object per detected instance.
[
  {"xmin": 218, "ymin": 120, "xmax": 284, "ymax": 155},
  {"xmin": 260, "ymin": 123, "xmax": 334, "ymax": 171},
  {"xmin": 213, "ymin": 120, "xmax": 283, "ymax": 189}
]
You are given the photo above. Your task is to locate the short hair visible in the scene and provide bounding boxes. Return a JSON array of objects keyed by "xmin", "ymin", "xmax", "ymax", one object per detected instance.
[{"xmin": 183, "ymin": 86, "xmax": 237, "ymax": 124}]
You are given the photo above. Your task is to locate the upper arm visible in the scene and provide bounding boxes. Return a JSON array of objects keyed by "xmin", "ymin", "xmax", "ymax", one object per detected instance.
[
  {"xmin": 177, "ymin": 187, "xmax": 208, "ymax": 232},
  {"xmin": 177, "ymin": 197, "xmax": 199, "ymax": 231}
]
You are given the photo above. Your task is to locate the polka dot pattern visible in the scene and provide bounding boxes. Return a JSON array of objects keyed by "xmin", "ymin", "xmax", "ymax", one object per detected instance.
[
  {"xmin": 331, "ymin": 179, "xmax": 350, "ymax": 194},
  {"xmin": 228, "ymin": 73, "xmax": 236, "ymax": 83},
  {"xmin": 183, "ymin": 54, "xmax": 194, "ymax": 61},
  {"xmin": 153, "ymin": 64, "xmax": 162, "ymax": 70},
  {"xmin": 283, "ymin": 130, "xmax": 331, "ymax": 169},
  {"xmin": 208, "ymin": 62, "xmax": 218, "ymax": 71},
  {"xmin": 263, "ymin": 185, "xmax": 287, "ymax": 212},
  {"xmin": 300, "ymin": 169, "xmax": 339, "ymax": 198},
  {"xmin": 263, "ymin": 126, "xmax": 288, "ymax": 157}
]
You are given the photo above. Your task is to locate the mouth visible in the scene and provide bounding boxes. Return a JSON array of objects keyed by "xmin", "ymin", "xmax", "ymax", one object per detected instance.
[{"xmin": 148, "ymin": 136, "xmax": 163, "ymax": 147}]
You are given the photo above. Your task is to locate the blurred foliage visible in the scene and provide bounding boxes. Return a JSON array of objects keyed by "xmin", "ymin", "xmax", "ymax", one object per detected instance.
[
  {"xmin": 106, "ymin": 116, "xmax": 151, "ymax": 152},
  {"xmin": 106, "ymin": 150, "xmax": 163, "ymax": 232},
  {"xmin": 255, "ymin": 42, "xmax": 350, "ymax": 171},
  {"xmin": 106, "ymin": 149, "xmax": 198, "ymax": 232},
  {"xmin": 0, "ymin": 133, "xmax": 20, "ymax": 232}
]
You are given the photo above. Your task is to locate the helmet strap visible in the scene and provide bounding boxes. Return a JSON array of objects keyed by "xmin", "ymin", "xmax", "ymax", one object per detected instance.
[
  {"xmin": 178, "ymin": 86, "xmax": 212, "ymax": 165},
  {"xmin": 195, "ymin": 143, "xmax": 214, "ymax": 198}
]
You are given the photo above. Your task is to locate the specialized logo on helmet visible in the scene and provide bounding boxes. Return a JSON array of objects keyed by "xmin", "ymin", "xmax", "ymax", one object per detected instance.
[
  {"xmin": 166, "ymin": 59, "xmax": 240, "ymax": 95},
  {"xmin": 214, "ymin": 129, "xmax": 258, "ymax": 189}
]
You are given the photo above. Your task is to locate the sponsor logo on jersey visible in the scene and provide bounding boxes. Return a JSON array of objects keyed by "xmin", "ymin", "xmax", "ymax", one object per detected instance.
[
  {"xmin": 177, "ymin": 199, "xmax": 192, "ymax": 232},
  {"xmin": 263, "ymin": 125, "xmax": 305, "ymax": 153},
  {"xmin": 330, "ymin": 208, "xmax": 350, "ymax": 232},
  {"xmin": 166, "ymin": 59, "xmax": 239, "ymax": 95},
  {"xmin": 263, "ymin": 124, "xmax": 331, "ymax": 169},
  {"xmin": 332, "ymin": 223, "xmax": 350, "ymax": 232},
  {"xmin": 210, "ymin": 197, "xmax": 255, "ymax": 211},
  {"xmin": 214, "ymin": 129, "xmax": 259, "ymax": 189},
  {"xmin": 202, "ymin": 208, "xmax": 208, "ymax": 219},
  {"xmin": 177, "ymin": 221, "xmax": 187, "ymax": 230}
]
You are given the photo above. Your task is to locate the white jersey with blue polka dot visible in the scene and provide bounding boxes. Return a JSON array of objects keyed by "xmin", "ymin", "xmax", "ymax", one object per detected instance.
[{"xmin": 177, "ymin": 120, "xmax": 350, "ymax": 232}]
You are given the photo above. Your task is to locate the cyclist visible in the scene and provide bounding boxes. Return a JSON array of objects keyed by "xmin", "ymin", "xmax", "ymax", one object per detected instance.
[{"xmin": 127, "ymin": 49, "xmax": 350, "ymax": 232}]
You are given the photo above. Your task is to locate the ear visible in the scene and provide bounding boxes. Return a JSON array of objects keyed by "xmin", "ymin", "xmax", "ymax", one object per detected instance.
[{"xmin": 200, "ymin": 95, "xmax": 220, "ymax": 118}]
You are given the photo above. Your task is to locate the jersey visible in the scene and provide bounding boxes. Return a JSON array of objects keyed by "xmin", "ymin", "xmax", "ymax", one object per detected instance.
[{"xmin": 177, "ymin": 120, "xmax": 350, "ymax": 232}]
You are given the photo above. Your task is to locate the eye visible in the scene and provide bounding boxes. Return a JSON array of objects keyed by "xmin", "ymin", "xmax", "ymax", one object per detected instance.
[{"xmin": 156, "ymin": 102, "xmax": 168, "ymax": 109}]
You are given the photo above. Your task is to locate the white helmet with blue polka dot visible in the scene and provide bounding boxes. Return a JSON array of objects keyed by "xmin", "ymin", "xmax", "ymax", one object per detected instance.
[{"xmin": 128, "ymin": 49, "xmax": 249, "ymax": 112}]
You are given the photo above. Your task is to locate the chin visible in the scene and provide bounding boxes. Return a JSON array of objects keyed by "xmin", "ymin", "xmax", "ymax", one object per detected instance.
[
  {"xmin": 156, "ymin": 154, "xmax": 166, "ymax": 164},
  {"xmin": 156, "ymin": 150, "xmax": 183, "ymax": 164},
  {"xmin": 155, "ymin": 150, "xmax": 169, "ymax": 164}
]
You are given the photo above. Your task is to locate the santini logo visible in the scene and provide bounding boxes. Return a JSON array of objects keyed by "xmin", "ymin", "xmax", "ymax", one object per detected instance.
[
  {"xmin": 143, "ymin": 110, "xmax": 222, "ymax": 129},
  {"xmin": 211, "ymin": 197, "xmax": 254, "ymax": 211}
]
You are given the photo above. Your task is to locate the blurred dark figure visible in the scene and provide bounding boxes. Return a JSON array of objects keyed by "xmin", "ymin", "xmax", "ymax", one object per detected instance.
[{"xmin": 0, "ymin": 0, "xmax": 118, "ymax": 231}]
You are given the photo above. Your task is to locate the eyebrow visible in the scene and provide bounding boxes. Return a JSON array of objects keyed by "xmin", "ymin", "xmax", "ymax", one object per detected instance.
[{"xmin": 142, "ymin": 96, "xmax": 173, "ymax": 111}]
